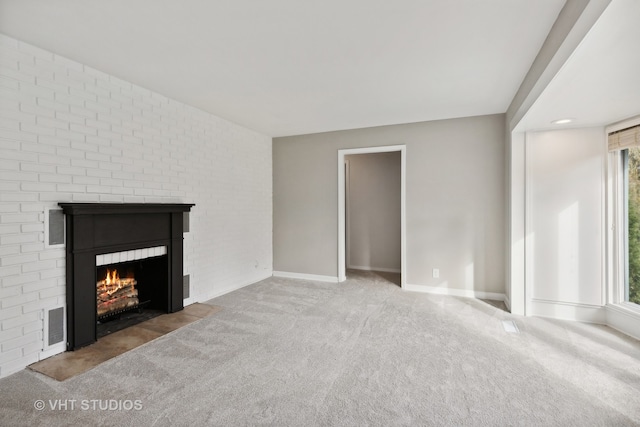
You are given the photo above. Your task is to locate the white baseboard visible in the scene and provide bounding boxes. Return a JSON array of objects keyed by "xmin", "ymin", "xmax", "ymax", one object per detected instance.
[
  {"xmin": 201, "ymin": 272, "xmax": 273, "ymax": 301},
  {"xmin": 529, "ymin": 298, "xmax": 606, "ymax": 324},
  {"xmin": 504, "ymin": 294, "xmax": 512, "ymax": 312},
  {"xmin": 404, "ymin": 283, "xmax": 505, "ymax": 301},
  {"xmin": 273, "ymin": 271, "xmax": 339, "ymax": 283},
  {"xmin": 348, "ymin": 265, "xmax": 401, "ymax": 274},
  {"xmin": 606, "ymin": 304, "xmax": 640, "ymax": 341}
]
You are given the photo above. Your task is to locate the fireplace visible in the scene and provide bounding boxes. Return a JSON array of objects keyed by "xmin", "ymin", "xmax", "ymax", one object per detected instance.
[
  {"xmin": 59, "ymin": 203, "xmax": 194, "ymax": 350},
  {"xmin": 94, "ymin": 247, "xmax": 170, "ymax": 339}
]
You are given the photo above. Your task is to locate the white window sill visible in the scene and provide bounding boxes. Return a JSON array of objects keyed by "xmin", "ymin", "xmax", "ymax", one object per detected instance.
[
  {"xmin": 605, "ymin": 303, "xmax": 640, "ymax": 341},
  {"xmin": 608, "ymin": 302, "xmax": 640, "ymax": 315}
]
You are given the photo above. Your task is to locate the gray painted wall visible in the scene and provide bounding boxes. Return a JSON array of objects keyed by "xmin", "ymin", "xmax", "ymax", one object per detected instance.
[
  {"xmin": 345, "ymin": 152, "xmax": 401, "ymax": 272},
  {"xmin": 273, "ymin": 114, "xmax": 506, "ymax": 294}
]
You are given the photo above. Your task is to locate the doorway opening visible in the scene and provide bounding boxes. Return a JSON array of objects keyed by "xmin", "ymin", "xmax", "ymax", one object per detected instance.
[{"xmin": 338, "ymin": 145, "xmax": 406, "ymax": 288}]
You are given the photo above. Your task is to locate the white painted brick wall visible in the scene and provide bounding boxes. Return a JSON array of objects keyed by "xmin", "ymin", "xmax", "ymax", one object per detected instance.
[{"xmin": 0, "ymin": 34, "xmax": 273, "ymax": 378}]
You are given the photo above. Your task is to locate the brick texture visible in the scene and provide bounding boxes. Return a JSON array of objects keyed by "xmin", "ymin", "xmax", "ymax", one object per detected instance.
[{"xmin": 0, "ymin": 34, "xmax": 273, "ymax": 378}]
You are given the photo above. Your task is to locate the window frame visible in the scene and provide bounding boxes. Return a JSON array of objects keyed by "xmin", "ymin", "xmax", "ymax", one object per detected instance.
[
  {"xmin": 608, "ymin": 117, "xmax": 640, "ymax": 312},
  {"xmin": 622, "ymin": 148, "xmax": 631, "ymax": 303}
]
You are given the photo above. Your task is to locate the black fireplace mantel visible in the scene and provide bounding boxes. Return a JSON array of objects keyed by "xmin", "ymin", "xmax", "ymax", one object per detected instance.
[
  {"xmin": 59, "ymin": 203, "xmax": 195, "ymax": 350},
  {"xmin": 60, "ymin": 203, "xmax": 194, "ymax": 216}
]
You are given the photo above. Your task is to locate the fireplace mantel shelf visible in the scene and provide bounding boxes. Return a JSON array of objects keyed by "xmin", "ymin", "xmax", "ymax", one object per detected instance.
[{"xmin": 59, "ymin": 203, "xmax": 195, "ymax": 216}]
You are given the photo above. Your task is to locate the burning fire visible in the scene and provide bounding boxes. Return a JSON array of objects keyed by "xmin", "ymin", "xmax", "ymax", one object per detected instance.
[
  {"xmin": 101, "ymin": 269, "xmax": 134, "ymax": 295},
  {"xmin": 97, "ymin": 268, "xmax": 139, "ymax": 317},
  {"xmin": 105, "ymin": 269, "xmax": 118, "ymax": 286}
]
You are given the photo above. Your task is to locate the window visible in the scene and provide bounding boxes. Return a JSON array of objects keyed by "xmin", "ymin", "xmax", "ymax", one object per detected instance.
[
  {"xmin": 623, "ymin": 147, "xmax": 640, "ymax": 304},
  {"xmin": 609, "ymin": 122, "xmax": 640, "ymax": 306}
]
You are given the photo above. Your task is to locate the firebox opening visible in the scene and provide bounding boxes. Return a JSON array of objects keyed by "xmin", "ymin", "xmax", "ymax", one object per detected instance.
[{"xmin": 95, "ymin": 254, "xmax": 168, "ymax": 338}]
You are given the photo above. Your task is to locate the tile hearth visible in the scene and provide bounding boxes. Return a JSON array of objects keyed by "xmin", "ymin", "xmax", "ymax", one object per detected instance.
[{"xmin": 28, "ymin": 303, "xmax": 221, "ymax": 381}]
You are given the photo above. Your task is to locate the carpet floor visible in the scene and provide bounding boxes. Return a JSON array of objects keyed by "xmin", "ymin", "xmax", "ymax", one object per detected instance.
[
  {"xmin": 1, "ymin": 270, "xmax": 639, "ymax": 426},
  {"xmin": 27, "ymin": 303, "xmax": 222, "ymax": 381}
]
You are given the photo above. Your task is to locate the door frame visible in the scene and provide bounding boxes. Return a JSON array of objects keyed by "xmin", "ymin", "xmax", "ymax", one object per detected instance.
[{"xmin": 337, "ymin": 145, "xmax": 407, "ymax": 288}]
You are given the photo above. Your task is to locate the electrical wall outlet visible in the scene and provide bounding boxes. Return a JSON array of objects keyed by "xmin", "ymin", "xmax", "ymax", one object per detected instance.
[{"xmin": 433, "ymin": 268, "xmax": 440, "ymax": 278}]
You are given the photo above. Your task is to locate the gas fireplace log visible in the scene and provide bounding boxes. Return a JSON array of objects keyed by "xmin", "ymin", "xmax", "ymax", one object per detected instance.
[
  {"xmin": 97, "ymin": 295, "xmax": 139, "ymax": 309},
  {"xmin": 97, "ymin": 286, "xmax": 137, "ymax": 296},
  {"xmin": 96, "ymin": 278, "xmax": 137, "ymax": 287},
  {"xmin": 97, "ymin": 288, "xmax": 138, "ymax": 302},
  {"xmin": 97, "ymin": 282, "xmax": 137, "ymax": 291},
  {"xmin": 97, "ymin": 296, "xmax": 140, "ymax": 317}
]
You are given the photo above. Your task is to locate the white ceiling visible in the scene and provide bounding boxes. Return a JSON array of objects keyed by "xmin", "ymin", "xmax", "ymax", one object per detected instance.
[
  {"xmin": 0, "ymin": 0, "xmax": 567, "ymax": 137},
  {"xmin": 516, "ymin": 0, "xmax": 640, "ymax": 133}
]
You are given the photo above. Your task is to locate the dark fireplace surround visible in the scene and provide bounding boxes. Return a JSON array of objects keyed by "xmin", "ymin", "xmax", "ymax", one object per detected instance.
[{"xmin": 59, "ymin": 203, "xmax": 194, "ymax": 350}]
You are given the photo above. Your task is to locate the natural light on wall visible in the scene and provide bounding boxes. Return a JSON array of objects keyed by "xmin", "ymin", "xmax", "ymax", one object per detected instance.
[
  {"xmin": 465, "ymin": 263, "xmax": 474, "ymax": 290},
  {"xmin": 558, "ymin": 202, "xmax": 580, "ymax": 293}
]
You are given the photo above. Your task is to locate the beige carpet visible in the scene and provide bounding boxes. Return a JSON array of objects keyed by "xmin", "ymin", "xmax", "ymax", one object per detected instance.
[{"xmin": 1, "ymin": 270, "xmax": 639, "ymax": 426}]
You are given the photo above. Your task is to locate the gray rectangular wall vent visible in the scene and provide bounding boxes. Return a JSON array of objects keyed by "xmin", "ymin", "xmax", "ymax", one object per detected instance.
[
  {"xmin": 183, "ymin": 274, "xmax": 190, "ymax": 299},
  {"xmin": 48, "ymin": 307, "xmax": 64, "ymax": 346},
  {"xmin": 183, "ymin": 212, "xmax": 190, "ymax": 233},
  {"xmin": 47, "ymin": 209, "xmax": 65, "ymax": 246}
]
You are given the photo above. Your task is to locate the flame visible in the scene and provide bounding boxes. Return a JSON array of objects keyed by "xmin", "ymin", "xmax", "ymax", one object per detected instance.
[
  {"xmin": 97, "ymin": 267, "xmax": 139, "ymax": 317},
  {"xmin": 102, "ymin": 269, "xmax": 134, "ymax": 296},
  {"xmin": 105, "ymin": 269, "xmax": 118, "ymax": 286}
]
